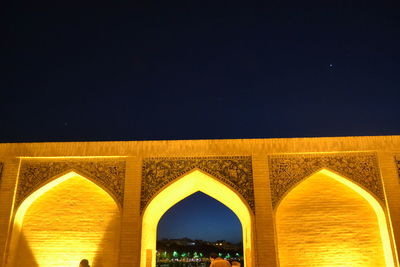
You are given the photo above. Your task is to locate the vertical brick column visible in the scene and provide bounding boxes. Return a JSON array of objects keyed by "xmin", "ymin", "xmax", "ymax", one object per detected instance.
[
  {"xmin": 119, "ymin": 157, "xmax": 142, "ymax": 267},
  {"xmin": 252, "ymin": 155, "xmax": 278, "ymax": 267},
  {"xmin": 378, "ymin": 152, "xmax": 400, "ymax": 265},
  {"xmin": 0, "ymin": 158, "xmax": 20, "ymax": 267}
]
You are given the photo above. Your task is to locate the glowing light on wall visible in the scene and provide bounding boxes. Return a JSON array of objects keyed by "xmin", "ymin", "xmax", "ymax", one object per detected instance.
[
  {"xmin": 8, "ymin": 172, "xmax": 121, "ymax": 267},
  {"xmin": 276, "ymin": 169, "xmax": 396, "ymax": 267},
  {"xmin": 319, "ymin": 169, "xmax": 396, "ymax": 267},
  {"xmin": 140, "ymin": 170, "xmax": 253, "ymax": 267}
]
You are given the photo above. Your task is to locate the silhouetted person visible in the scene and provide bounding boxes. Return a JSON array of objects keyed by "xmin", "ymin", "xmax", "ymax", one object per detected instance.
[
  {"xmin": 209, "ymin": 252, "xmax": 231, "ymax": 267},
  {"xmin": 79, "ymin": 259, "xmax": 90, "ymax": 267}
]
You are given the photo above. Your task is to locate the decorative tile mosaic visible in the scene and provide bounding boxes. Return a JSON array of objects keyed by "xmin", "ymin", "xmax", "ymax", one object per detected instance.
[
  {"xmin": 269, "ymin": 152, "xmax": 383, "ymax": 209},
  {"xmin": 17, "ymin": 159, "xmax": 126, "ymax": 207},
  {"xmin": 141, "ymin": 156, "xmax": 254, "ymax": 213}
]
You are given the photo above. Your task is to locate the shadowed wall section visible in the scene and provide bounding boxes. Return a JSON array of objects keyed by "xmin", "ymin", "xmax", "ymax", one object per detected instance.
[
  {"xmin": 275, "ymin": 170, "xmax": 390, "ymax": 267},
  {"xmin": 13, "ymin": 174, "xmax": 121, "ymax": 267}
]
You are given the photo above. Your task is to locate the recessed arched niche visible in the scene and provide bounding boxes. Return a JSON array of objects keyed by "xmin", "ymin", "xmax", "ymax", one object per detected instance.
[
  {"xmin": 140, "ymin": 170, "xmax": 254, "ymax": 267},
  {"xmin": 9, "ymin": 172, "xmax": 121, "ymax": 267},
  {"xmin": 275, "ymin": 169, "xmax": 395, "ymax": 267}
]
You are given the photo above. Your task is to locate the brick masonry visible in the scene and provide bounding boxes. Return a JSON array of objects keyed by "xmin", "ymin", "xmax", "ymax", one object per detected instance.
[{"xmin": 0, "ymin": 136, "xmax": 399, "ymax": 267}]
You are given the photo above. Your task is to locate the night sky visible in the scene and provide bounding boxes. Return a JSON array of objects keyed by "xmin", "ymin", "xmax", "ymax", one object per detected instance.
[
  {"xmin": 2, "ymin": 6, "xmax": 400, "ymax": 242},
  {"xmin": 157, "ymin": 192, "xmax": 242, "ymax": 243}
]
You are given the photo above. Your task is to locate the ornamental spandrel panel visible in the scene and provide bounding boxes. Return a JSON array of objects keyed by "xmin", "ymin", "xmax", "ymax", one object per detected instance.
[
  {"xmin": 269, "ymin": 152, "xmax": 384, "ymax": 209},
  {"xmin": 17, "ymin": 159, "xmax": 126, "ymax": 207},
  {"xmin": 0, "ymin": 162, "xmax": 3, "ymax": 182},
  {"xmin": 396, "ymin": 155, "xmax": 400, "ymax": 179},
  {"xmin": 141, "ymin": 156, "xmax": 254, "ymax": 213}
]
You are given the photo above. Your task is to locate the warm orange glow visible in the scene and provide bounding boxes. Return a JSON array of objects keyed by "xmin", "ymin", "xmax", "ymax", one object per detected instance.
[
  {"xmin": 8, "ymin": 172, "xmax": 120, "ymax": 267},
  {"xmin": 140, "ymin": 170, "xmax": 253, "ymax": 267},
  {"xmin": 320, "ymin": 169, "xmax": 396, "ymax": 267},
  {"xmin": 14, "ymin": 172, "xmax": 78, "ymax": 230},
  {"xmin": 276, "ymin": 169, "xmax": 396, "ymax": 267}
]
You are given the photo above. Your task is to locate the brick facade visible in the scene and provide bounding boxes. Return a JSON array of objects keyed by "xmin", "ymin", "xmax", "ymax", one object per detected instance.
[{"xmin": 0, "ymin": 136, "xmax": 399, "ymax": 267}]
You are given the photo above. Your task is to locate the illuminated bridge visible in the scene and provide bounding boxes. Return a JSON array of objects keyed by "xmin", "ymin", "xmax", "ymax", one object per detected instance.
[{"xmin": 0, "ymin": 136, "xmax": 399, "ymax": 267}]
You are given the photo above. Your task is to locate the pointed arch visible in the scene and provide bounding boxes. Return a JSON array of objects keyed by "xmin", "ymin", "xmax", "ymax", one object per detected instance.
[
  {"xmin": 7, "ymin": 171, "xmax": 121, "ymax": 267},
  {"xmin": 274, "ymin": 167, "xmax": 384, "ymax": 210},
  {"xmin": 140, "ymin": 169, "xmax": 254, "ymax": 267},
  {"xmin": 16, "ymin": 169, "xmax": 122, "ymax": 217},
  {"xmin": 275, "ymin": 168, "xmax": 397, "ymax": 267}
]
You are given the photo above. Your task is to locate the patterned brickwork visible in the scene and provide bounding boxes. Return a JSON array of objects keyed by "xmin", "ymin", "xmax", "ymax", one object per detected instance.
[
  {"xmin": 0, "ymin": 162, "xmax": 3, "ymax": 182},
  {"xmin": 17, "ymin": 159, "xmax": 126, "ymax": 207},
  {"xmin": 141, "ymin": 156, "xmax": 254, "ymax": 213},
  {"xmin": 396, "ymin": 155, "xmax": 400, "ymax": 179},
  {"xmin": 269, "ymin": 152, "xmax": 384, "ymax": 209}
]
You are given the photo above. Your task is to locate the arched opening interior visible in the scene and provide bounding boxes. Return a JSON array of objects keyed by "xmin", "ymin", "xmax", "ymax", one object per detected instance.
[
  {"xmin": 141, "ymin": 170, "xmax": 253, "ymax": 267},
  {"xmin": 275, "ymin": 169, "xmax": 396, "ymax": 267},
  {"xmin": 8, "ymin": 171, "xmax": 121, "ymax": 267},
  {"xmin": 157, "ymin": 191, "xmax": 243, "ymax": 264}
]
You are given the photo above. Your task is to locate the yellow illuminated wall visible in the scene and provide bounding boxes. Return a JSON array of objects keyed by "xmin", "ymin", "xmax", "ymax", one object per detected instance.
[
  {"xmin": 276, "ymin": 170, "xmax": 394, "ymax": 267},
  {"xmin": 141, "ymin": 170, "xmax": 254, "ymax": 267},
  {"xmin": 12, "ymin": 173, "xmax": 121, "ymax": 267}
]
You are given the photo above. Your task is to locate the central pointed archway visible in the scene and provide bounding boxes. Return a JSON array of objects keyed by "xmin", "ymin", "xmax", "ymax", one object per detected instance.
[{"xmin": 140, "ymin": 169, "xmax": 254, "ymax": 267}]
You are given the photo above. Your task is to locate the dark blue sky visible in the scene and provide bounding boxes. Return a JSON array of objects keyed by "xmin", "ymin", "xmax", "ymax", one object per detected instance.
[
  {"xmin": 1, "ymin": 6, "xmax": 399, "ymax": 242},
  {"xmin": 157, "ymin": 192, "xmax": 242, "ymax": 243},
  {"xmin": 1, "ymin": 6, "xmax": 399, "ymax": 142}
]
